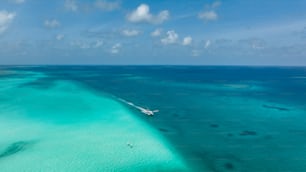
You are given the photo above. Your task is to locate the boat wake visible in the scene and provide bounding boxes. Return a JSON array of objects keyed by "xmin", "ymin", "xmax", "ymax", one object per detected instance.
[{"xmin": 118, "ymin": 98, "xmax": 159, "ymax": 116}]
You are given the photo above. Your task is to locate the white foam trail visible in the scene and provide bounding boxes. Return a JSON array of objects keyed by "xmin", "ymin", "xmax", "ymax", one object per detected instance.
[{"xmin": 117, "ymin": 98, "xmax": 159, "ymax": 116}]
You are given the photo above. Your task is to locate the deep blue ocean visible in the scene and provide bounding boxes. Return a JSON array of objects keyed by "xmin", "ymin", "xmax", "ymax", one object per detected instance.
[{"xmin": 0, "ymin": 66, "xmax": 306, "ymax": 171}]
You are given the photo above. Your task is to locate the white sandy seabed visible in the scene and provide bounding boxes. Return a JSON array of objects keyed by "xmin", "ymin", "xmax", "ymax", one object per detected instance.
[{"xmin": 0, "ymin": 72, "xmax": 191, "ymax": 172}]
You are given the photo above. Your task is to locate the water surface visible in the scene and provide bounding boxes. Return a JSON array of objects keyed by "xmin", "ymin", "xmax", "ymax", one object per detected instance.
[{"xmin": 0, "ymin": 66, "xmax": 306, "ymax": 171}]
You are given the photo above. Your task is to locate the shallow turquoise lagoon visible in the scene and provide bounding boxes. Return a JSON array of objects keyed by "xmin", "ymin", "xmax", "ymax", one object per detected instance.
[{"xmin": 0, "ymin": 70, "xmax": 190, "ymax": 172}]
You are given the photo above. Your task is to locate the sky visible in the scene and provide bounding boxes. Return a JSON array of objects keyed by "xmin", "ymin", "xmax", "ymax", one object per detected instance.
[{"xmin": 0, "ymin": 0, "xmax": 306, "ymax": 65}]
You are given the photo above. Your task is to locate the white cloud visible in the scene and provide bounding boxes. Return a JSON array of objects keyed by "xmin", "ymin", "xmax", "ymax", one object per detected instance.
[
  {"xmin": 198, "ymin": 11, "xmax": 218, "ymax": 21},
  {"xmin": 161, "ymin": 30, "xmax": 178, "ymax": 45},
  {"xmin": 151, "ymin": 28, "xmax": 162, "ymax": 37},
  {"xmin": 93, "ymin": 40, "xmax": 103, "ymax": 48},
  {"xmin": 198, "ymin": 1, "xmax": 221, "ymax": 22},
  {"xmin": 56, "ymin": 34, "xmax": 64, "ymax": 40},
  {"xmin": 94, "ymin": 0, "xmax": 120, "ymax": 11},
  {"xmin": 65, "ymin": 0, "xmax": 78, "ymax": 12},
  {"xmin": 127, "ymin": 4, "xmax": 169, "ymax": 24},
  {"xmin": 122, "ymin": 29, "xmax": 139, "ymax": 37},
  {"xmin": 111, "ymin": 43, "xmax": 121, "ymax": 54},
  {"xmin": 9, "ymin": 0, "xmax": 25, "ymax": 4},
  {"xmin": 44, "ymin": 19, "xmax": 60, "ymax": 28},
  {"xmin": 154, "ymin": 10, "xmax": 169, "ymax": 24},
  {"xmin": 127, "ymin": 4, "xmax": 150, "ymax": 22},
  {"xmin": 204, "ymin": 40, "xmax": 211, "ymax": 49},
  {"xmin": 0, "ymin": 11, "xmax": 16, "ymax": 34},
  {"xmin": 182, "ymin": 36, "xmax": 192, "ymax": 46}
]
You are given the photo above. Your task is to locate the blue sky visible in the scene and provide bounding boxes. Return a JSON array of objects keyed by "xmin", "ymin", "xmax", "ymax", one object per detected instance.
[{"xmin": 0, "ymin": 0, "xmax": 306, "ymax": 65}]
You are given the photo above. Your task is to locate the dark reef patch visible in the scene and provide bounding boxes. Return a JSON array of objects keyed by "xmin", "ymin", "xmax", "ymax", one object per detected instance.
[
  {"xmin": 240, "ymin": 130, "xmax": 257, "ymax": 136},
  {"xmin": 227, "ymin": 133, "xmax": 234, "ymax": 137},
  {"xmin": 159, "ymin": 128, "xmax": 170, "ymax": 133},
  {"xmin": 192, "ymin": 150, "xmax": 243, "ymax": 172},
  {"xmin": 224, "ymin": 162, "xmax": 235, "ymax": 170},
  {"xmin": 262, "ymin": 104, "xmax": 290, "ymax": 111},
  {"xmin": 210, "ymin": 124, "xmax": 219, "ymax": 128},
  {"xmin": 212, "ymin": 155, "xmax": 242, "ymax": 172},
  {"xmin": 0, "ymin": 141, "xmax": 33, "ymax": 159}
]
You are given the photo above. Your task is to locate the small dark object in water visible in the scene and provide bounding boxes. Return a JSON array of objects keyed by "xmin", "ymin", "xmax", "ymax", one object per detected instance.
[
  {"xmin": 262, "ymin": 104, "xmax": 289, "ymax": 111},
  {"xmin": 224, "ymin": 162, "xmax": 235, "ymax": 170},
  {"xmin": 127, "ymin": 142, "xmax": 133, "ymax": 149},
  {"xmin": 0, "ymin": 141, "xmax": 29, "ymax": 159},
  {"xmin": 240, "ymin": 130, "xmax": 257, "ymax": 136},
  {"xmin": 159, "ymin": 128, "xmax": 169, "ymax": 133},
  {"xmin": 210, "ymin": 124, "xmax": 219, "ymax": 128},
  {"xmin": 212, "ymin": 155, "xmax": 241, "ymax": 172},
  {"xmin": 227, "ymin": 133, "xmax": 233, "ymax": 137}
]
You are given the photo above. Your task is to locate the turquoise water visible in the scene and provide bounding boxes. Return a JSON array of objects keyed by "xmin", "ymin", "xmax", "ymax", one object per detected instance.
[
  {"xmin": 0, "ymin": 69, "xmax": 189, "ymax": 171},
  {"xmin": 0, "ymin": 66, "xmax": 306, "ymax": 171}
]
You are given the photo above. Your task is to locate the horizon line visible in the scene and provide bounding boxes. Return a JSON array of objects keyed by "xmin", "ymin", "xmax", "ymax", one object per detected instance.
[{"xmin": 0, "ymin": 64, "xmax": 306, "ymax": 68}]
